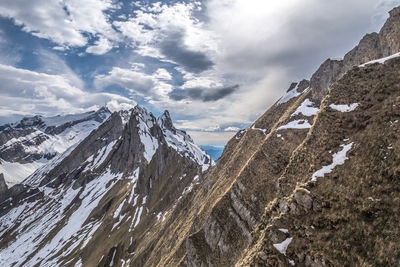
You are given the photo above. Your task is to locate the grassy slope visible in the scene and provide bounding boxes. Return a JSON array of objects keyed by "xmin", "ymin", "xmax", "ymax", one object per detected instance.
[{"xmin": 240, "ymin": 58, "xmax": 400, "ymax": 266}]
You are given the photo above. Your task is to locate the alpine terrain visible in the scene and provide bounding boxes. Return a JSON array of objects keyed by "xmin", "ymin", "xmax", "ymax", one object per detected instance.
[{"xmin": 0, "ymin": 5, "xmax": 400, "ymax": 267}]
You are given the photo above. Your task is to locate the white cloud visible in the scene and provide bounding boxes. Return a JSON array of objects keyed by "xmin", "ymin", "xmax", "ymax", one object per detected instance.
[
  {"xmin": 224, "ymin": 126, "xmax": 240, "ymax": 132},
  {"xmin": 94, "ymin": 67, "xmax": 155, "ymax": 94},
  {"xmin": 106, "ymin": 100, "xmax": 136, "ymax": 112},
  {"xmin": 0, "ymin": 64, "xmax": 135, "ymax": 121},
  {"xmin": 94, "ymin": 67, "xmax": 173, "ymax": 100},
  {"xmin": 1, "ymin": 0, "xmax": 399, "ymax": 139},
  {"xmin": 187, "ymin": 131, "xmax": 236, "ymax": 146},
  {"xmin": 156, "ymin": 0, "xmax": 399, "ymax": 132},
  {"xmin": 0, "ymin": 0, "xmax": 118, "ymax": 52},
  {"xmin": 114, "ymin": 2, "xmax": 216, "ymax": 60},
  {"xmin": 153, "ymin": 68, "xmax": 172, "ymax": 80},
  {"xmin": 86, "ymin": 37, "xmax": 113, "ymax": 55}
]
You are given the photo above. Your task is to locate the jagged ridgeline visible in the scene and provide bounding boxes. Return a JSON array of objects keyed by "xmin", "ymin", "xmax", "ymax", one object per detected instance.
[{"xmin": 0, "ymin": 6, "xmax": 399, "ymax": 267}]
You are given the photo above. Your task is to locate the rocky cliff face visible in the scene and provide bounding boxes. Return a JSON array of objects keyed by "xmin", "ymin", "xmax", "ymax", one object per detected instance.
[
  {"xmin": 309, "ymin": 6, "xmax": 400, "ymax": 97},
  {"xmin": 0, "ymin": 105, "xmax": 210, "ymax": 266}
]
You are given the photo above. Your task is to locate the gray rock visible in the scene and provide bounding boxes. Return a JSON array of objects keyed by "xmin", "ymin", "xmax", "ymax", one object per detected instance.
[
  {"xmin": 310, "ymin": 59, "xmax": 344, "ymax": 97},
  {"xmin": 279, "ymin": 199, "xmax": 289, "ymax": 213},
  {"xmin": 294, "ymin": 190, "xmax": 313, "ymax": 211},
  {"xmin": 0, "ymin": 173, "xmax": 7, "ymax": 197}
]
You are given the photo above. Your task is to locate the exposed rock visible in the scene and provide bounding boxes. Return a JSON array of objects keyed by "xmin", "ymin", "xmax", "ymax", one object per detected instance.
[
  {"xmin": 310, "ymin": 59, "xmax": 344, "ymax": 97},
  {"xmin": 294, "ymin": 190, "xmax": 313, "ymax": 211},
  {"xmin": 343, "ymin": 33, "xmax": 381, "ymax": 71},
  {"xmin": 0, "ymin": 173, "xmax": 7, "ymax": 197},
  {"xmin": 379, "ymin": 7, "xmax": 400, "ymax": 57},
  {"xmin": 310, "ymin": 7, "xmax": 400, "ymax": 99}
]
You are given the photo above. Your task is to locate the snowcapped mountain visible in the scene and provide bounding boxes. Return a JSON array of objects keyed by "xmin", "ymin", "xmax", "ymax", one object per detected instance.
[
  {"xmin": 0, "ymin": 107, "xmax": 111, "ymax": 187},
  {"xmin": 0, "ymin": 105, "xmax": 212, "ymax": 189},
  {"xmin": 0, "ymin": 104, "xmax": 212, "ymax": 266},
  {"xmin": 157, "ymin": 110, "xmax": 213, "ymax": 170}
]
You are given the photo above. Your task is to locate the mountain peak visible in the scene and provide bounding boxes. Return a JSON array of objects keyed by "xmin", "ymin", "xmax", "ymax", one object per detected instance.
[{"xmin": 157, "ymin": 110, "xmax": 174, "ymax": 131}]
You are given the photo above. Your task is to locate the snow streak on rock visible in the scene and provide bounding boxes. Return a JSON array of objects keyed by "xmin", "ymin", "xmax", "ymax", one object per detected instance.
[
  {"xmin": 359, "ymin": 52, "xmax": 400, "ymax": 67},
  {"xmin": 329, "ymin": 103, "xmax": 359, "ymax": 112},
  {"xmin": 311, "ymin": 142, "xmax": 353, "ymax": 182},
  {"xmin": 291, "ymin": 99, "xmax": 319, "ymax": 117},
  {"xmin": 277, "ymin": 120, "xmax": 312, "ymax": 130}
]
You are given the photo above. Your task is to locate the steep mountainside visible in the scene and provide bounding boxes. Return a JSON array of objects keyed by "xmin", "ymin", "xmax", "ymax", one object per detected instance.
[
  {"xmin": 0, "ymin": 6, "xmax": 399, "ymax": 267},
  {"xmin": 0, "ymin": 106, "xmax": 211, "ymax": 266},
  {"xmin": 0, "ymin": 107, "xmax": 111, "ymax": 187},
  {"xmin": 240, "ymin": 54, "xmax": 400, "ymax": 267},
  {"xmin": 111, "ymin": 7, "xmax": 399, "ymax": 266}
]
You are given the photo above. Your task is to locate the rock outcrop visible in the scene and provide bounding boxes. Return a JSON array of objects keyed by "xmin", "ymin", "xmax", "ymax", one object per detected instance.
[
  {"xmin": 0, "ymin": 174, "xmax": 7, "ymax": 200},
  {"xmin": 310, "ymin": 6, "xmax": 400, "ymax": 97}
]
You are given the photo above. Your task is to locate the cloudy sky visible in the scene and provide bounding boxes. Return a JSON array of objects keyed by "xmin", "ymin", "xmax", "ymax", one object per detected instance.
[{"xmin": 0, "ymin": 0, "xmax": 398, "ymax": 145}]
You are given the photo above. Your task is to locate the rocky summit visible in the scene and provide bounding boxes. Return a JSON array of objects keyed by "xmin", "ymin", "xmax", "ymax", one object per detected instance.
[{"xmin": 0, "ymin": 6, "xmax": 400, "ymax": 267}]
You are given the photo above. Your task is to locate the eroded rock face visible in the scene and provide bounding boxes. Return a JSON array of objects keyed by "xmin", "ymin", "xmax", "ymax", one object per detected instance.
[
  {"xmin": 111, "ymin": 107, "xmax": 164, "ymax": 174},
  {"xmin": 294, "ymin": 190, "xmax": 312, "ymax": 211},
  {"xmin": 380, "ymin": 7, "xmax": 400, "ymax": 57},
  {"xmin": 310, "ymin": 7, "xmax": 400, "ymax": 97},
  {"xmin": 343, "ymin": 33, "xmax": 381, "ymax": 71},
  {"xmin": 310, "ymin": 59, "xmax": 344, "ymax": 98},
  {"xmin": 36, "ymin": 112, "xmax": 124, "ymax": 188},
  {"xmin": 0, "ymin": 174, "xmax": 8, "ymax": 199}
]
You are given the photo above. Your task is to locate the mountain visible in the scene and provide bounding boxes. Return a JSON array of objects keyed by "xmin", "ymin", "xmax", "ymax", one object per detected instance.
[
  {"xmin": 0, "ymin": 105, "xmax": 212, "ymax": 266},
  {"xmin": 0, "ymin": 107, "xmax": 111, "ymax": 187},
  {"xmin": 0, "ymin": 6, "xmax": 399, "ymax": 267}
]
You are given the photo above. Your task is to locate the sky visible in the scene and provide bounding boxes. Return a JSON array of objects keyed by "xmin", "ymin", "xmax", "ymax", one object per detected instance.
[{"xmin": 0, "ymin": 0, "xmax": 398, "ymax": 145}]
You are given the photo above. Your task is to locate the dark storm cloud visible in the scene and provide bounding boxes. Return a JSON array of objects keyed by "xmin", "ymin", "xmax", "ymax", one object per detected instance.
[
  {"xmin": 170, "ymin": 84, "xmax": 239, "ymax": 102},
  {"xmin": 159, "ymin": 31, "xmax": 214, "ymax": 73}
]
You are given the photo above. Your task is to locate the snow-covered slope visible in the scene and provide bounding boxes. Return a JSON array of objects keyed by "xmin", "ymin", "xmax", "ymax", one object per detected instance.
[
  {"xmin": 0, "ymin": 105, "xmax": 210, "ymax": 266},
  {"xmin": 0, "ymin": 107, "xmax": 111, "ymax": 187},
  {"xmin": 157, "ymin": 110, "xmax": 213, "ymax": 171}
]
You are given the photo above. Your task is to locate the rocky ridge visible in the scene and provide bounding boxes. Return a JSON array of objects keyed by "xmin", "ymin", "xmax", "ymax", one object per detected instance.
[
  {"xmin": 0, "ymin": 105, "xmax": 211, "ymax": 266},
  {"xmin": 0, "ymin": 107, "xmax": 111, "ymax": 187}
]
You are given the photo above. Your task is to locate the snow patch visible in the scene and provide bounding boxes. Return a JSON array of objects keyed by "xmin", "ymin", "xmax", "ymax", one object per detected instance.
[
  {"xmin": 360, "ymin": 52, "xmax": 400, "ymax": 67},
  {"xmin": 291, "ymin": 99, "xmax": 319, "ymax": 117},
  {"xmin": 311, "ymin": 142, "xmax": 353, "ymax": 182},
  {"xmin": 136, "ymin": 115, "xmax": 159, "ymax": 163},
  {"xmin": 251, "ymin": 124, "xmax": 267, "ymax": 134},
  {"xmin": 277, "ymin": 120, "xmax": 312, "ymax": 130},
  {"xmin": 273, "ymin": 237, "xmax": 293, "ymax": 256},
  {"xmin": 113, "ymin": 199, "xmax": 126, "ymax": 219},
  {"xmin": 278, "ymin": 83, "xmax": 309, "ymax": 105},
  {"xmin": 22, "ymin": 169, "xmax": 118, "ymax": 266},
  {"xmin": 0, "ymin": 160, "xmax": 45, "ymax": 187},
  {"xmin": 329, "ymin": 103, "xmax": 359, "ymax": 112}
]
